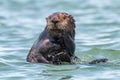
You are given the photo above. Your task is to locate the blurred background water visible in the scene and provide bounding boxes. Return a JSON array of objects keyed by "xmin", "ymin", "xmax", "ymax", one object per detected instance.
[{"xmin": 0, "ymin": 0, "xmax": 120, "ymax": 80}]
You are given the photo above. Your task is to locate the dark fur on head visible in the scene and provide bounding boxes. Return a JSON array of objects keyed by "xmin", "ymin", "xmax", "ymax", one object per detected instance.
[{"xmin": 46, "ymin": 12, "xmax": 75, "ymax": 38}]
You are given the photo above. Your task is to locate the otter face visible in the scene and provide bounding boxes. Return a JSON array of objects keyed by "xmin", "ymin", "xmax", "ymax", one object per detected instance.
[{"xmin": 46, "ymin": 12, "xmax": 75, "ymax": 32}]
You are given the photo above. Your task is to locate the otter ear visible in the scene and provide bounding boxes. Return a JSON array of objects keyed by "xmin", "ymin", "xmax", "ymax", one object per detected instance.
[
  {"xmin": 71, "ymin": 18, "xmax": 75, "ymax": 23},
  {"xmin": 73, "ymin": 18, "xmax": 75, "ymax": 22},
  {"xmin": 69, "ymin": 15, "xmax": 75, "ymax": 22},
  {"xmin": 46, "ymin": 17, "xmax": 48, "ymax": 20}
]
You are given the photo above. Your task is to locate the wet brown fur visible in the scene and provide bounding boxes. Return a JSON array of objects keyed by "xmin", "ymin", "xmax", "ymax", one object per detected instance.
[{"xmin": 26, "ymin": 12, "xmax": 76, "ymax": 64}]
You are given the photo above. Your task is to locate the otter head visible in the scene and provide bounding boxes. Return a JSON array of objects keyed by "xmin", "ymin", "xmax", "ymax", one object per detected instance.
[{"xmin": 46, "ymin": 12, "xmax": 75, "ymax": 38}]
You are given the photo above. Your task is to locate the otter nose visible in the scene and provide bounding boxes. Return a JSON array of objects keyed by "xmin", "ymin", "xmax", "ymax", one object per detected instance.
[{"xmin": 52, "ymin": 18, "xmax": 59, "ymax": 24}]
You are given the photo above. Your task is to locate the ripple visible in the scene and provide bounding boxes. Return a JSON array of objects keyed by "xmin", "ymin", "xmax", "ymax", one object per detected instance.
[
  {"xmin": 0, "ymin": 0, "xmax": 120, "ymax": 80},
  {"xmin": 77, "ymin": 48, "xmax": 120, "ymax": 60},
  {"xmin": 43, "ymin": 67, "xmax": 79, "ymax": 72},
  {"xmin": 0, "ymin": 47, "xmax": 28, "ymax": 51},
  {"xmin": 72, "ymin": 70, "xmax": 120, "ymax": 80}
]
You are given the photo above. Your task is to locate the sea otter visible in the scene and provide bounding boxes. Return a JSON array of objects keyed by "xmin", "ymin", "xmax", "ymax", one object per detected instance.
[
  {"xmin": 27, "ymin": 12, "xmax": 76, "ymax": 64},
  {"xmin": 26, "ymin": 12, "xmax": 108, "ymax": 64}
]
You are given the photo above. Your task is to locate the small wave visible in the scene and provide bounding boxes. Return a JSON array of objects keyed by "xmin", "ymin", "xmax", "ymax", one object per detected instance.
[
  {"xmin": 0, "ymin": 47, "xmax": 29, "ymax": 51},
  {"xmin": 76, "ymin": 48, "xmax": 120, "ymax": 64}
]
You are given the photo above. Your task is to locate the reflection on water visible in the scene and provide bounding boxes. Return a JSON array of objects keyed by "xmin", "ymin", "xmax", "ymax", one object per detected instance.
[{"xmin": 0, "ymin": 0, "xmax": 120, "ymax": 80}]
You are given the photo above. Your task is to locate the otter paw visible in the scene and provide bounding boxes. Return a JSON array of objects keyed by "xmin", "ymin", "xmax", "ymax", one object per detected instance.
[{"xmin": 89, "ymin": 58, "xmax": 108, "ymax": 64}]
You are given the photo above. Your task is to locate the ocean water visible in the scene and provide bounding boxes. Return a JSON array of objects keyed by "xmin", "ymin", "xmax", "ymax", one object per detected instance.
[{"xmin": 0, "ymin": 0, "xmax": 120, "ymax": 80}]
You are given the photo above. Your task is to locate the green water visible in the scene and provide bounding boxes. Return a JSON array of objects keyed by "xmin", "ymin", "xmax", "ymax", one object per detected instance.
[{"xmin": 0, "ymin": 0, "xmax": 120, "ymax": 80}]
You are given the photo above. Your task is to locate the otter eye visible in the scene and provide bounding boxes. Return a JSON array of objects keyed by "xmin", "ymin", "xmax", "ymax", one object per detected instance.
[{"xmin": 63, "ymin": 16, "xmax": 67, "ymax": 19}]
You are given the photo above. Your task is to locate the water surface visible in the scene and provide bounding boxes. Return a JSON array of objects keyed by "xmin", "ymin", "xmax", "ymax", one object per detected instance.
[{"xmin": 0, "ymin": 0, "xmax": 120, "ymax": 80}]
